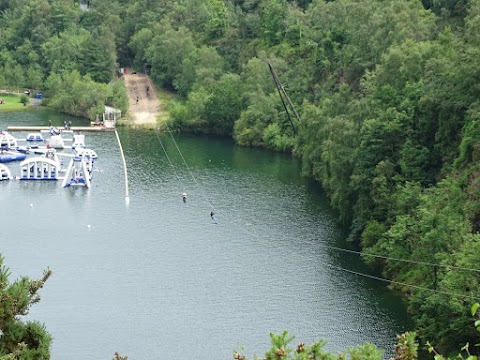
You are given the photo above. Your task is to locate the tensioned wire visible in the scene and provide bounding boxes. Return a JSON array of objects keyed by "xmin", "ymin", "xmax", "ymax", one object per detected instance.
[
  {"xmin": 166, "ymin": 128, "xmax": 214, "ymax": 210},
  {"xmin": 154, "ymin": 127, "xmax": 185, "ymax": 194},
  {"xmin": 151, "ymin": 97, "xmax": 480, "ymax": 302},
  {"xmin": 162, "ymin": 130, "xmax": 480, "ymax": 273},
  {"xmin": 127, "ymin": 75, "xmax": 185, "ymax": 195},
  {"xmin": 326, "ymin": 263, "xmax": 480, "ymax": 301},
  {"xmin": 136, "ymin": 73, "xmax": 187, "ymax": 196},
  {"xmin": 330, "ymin": 246, "xmax": 480, "ymax": 273}
]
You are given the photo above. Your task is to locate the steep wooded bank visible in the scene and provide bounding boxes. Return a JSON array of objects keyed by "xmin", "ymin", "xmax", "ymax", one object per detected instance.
[
  {"xmin": 0, "ymin": 0, "xmax": 479, "ymax": 355},
  {"xmin": 126, "ymin": 0, "xmax": 480, "ymax": 352}
]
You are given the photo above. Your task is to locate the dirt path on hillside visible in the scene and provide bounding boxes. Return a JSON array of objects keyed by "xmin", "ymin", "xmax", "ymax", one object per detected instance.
[{"xmin": 123, "ymin": 72, "xmax": 160, "ymax": 125}]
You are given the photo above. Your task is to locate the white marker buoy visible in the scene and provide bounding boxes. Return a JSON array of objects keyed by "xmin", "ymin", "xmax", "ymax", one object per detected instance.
[{"xmin": 29, "ymin": 203, "xmax": 33, "ymax": 207}]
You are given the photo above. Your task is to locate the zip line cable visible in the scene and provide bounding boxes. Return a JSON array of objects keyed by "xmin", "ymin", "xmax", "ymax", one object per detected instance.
[
  {"xmin": 145, "ymin": 78, "xmax": 478, "ymax": 301},
  {"xmin": 135, "ymin": 74, "xmax": 186, "ymax": 195},
  {"xmin": 326, "ymin": 263, "xmax": 480, "ymax": 301},
  {"xmin": 163, "ymin": 128, "xmax": 271, "ymax": 232},
  {"xmin": 154, "ymin": 127, "xmax": 185, "ymax": 193},
  {"xmin": 136, "ymin": 73, "xmax": 189, "ymax": 198},
  {"xmin": 166, "ymin": 129, "xmax": 214, "ymax": 210},
  {"xmin": 165, "ymin": 129, "xmax": 266, "ymax": 237},
  {"xmin": 159, "ymin": 127, "xmax": 480, "ymax": 275},
  {"xmin": 328, "ymin": 246, "xmax": 480, "ymax": 274},
  {"xmin": 162, "ymin": 141, "xmax": 479, "ymax": 300},
  {"xmin": 254, "ymin": 219, "xmax": 480, "ymax": 300},
  {"xmin": 216, "ymin": 198, "xmax": 480, "ymax": 301},
  {"xmin": 165, "ymin": 129, "xmax": 277, "ymax": 232},
  {"xmin": 129, "ymin": 72, "xmax": 189, "ymax": 201},
  {"xmin": 156, "ymin": 131, "xmax": 479, "ymax": 300}
]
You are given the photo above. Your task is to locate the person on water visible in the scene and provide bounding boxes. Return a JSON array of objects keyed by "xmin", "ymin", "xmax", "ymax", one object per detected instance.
[
  {"xmin": 210, "ymin": 211, "xmax": 214, "ymax": 219},
  {"xmin": 182, "ymin": 192, "xmax": 187, "ymax": 203}
]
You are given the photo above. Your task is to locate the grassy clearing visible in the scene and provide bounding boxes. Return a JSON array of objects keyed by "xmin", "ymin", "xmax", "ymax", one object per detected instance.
[
  {"xmin": 0, "ymin": 94, "xmax": 29, "ymax": 111},
  {"xmin": 156, "ymin": 88, "xmax": 181, "ymax": 127}
]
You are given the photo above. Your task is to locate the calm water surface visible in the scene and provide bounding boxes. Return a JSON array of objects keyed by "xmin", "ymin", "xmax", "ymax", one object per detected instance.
[{"xmin": 0, "ymin": 111, "xmax": 410, "ymax": 359}]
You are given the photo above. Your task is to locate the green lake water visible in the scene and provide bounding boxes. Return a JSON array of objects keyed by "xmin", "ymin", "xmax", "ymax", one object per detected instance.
[{"xmin": 0, "ymin": 111, "xmax": 410, "ymax": 359}]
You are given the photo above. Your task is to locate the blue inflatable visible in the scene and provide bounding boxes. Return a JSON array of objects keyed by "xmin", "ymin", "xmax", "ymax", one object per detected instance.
[{"xmin": 0, "ymin": 153, "xmax": 27, "ymax": 163}]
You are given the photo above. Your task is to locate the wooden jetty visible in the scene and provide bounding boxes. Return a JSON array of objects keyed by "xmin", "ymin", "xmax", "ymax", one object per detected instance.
[{"xmin": 7, "ymin": 126, "xmax": 114, "ymax": 132}]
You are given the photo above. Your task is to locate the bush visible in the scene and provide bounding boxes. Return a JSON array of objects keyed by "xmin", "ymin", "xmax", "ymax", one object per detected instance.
[
  {"xmin": 20, "ymin": 94, "xmax": 29, "ymax": 106},
  {"xmin": 263, "ymin": 123, "xmax": 295, "ymax": 152}
]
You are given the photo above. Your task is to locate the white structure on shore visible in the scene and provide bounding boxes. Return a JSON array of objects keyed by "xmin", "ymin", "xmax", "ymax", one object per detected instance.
[{"xmin": 101, "ymin": 106, "xmax": 121, "ymax": 129}]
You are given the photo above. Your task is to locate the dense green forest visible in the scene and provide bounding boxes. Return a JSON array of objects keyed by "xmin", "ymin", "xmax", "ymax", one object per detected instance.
[{"xmin": 1, "ymin": 0, "xmax": 480, "ymax": 357}]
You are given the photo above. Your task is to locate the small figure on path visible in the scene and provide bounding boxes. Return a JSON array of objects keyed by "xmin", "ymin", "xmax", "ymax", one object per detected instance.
[{"xmin": 136, "ymin": 96, "xmax": 139, "ymax": 104}]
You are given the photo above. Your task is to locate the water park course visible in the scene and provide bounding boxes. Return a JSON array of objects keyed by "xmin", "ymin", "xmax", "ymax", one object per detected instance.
[{"xmin": 0, "ymin": 129, "xmax": 98, "ymax": 188}]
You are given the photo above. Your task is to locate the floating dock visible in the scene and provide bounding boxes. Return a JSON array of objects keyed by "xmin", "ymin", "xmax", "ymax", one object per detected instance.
[{"xmin": 7, "ymin": 126, "xmax": 114, "ymax": 132}]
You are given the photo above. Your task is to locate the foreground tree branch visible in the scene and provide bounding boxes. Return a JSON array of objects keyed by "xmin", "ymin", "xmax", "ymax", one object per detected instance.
[{"xmin": 0, "ymin": 256, "xmax": 52, "ymax": 359}]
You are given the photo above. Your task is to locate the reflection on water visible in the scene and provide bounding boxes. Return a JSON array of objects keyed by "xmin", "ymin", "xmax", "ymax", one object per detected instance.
[{"xmin": 0, "ymin": 113, "xmax": 409, "ymax": 359}]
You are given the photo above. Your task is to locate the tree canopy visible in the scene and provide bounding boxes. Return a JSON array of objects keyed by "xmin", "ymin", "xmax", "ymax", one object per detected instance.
[
  {"xmin": 0, "ymin": 256, "xmax": 51, "ymax": 359},
  {"xmin": 1, "ymin": 0, "xmax": 480, "ymax": 355}
]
